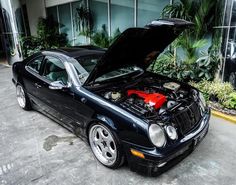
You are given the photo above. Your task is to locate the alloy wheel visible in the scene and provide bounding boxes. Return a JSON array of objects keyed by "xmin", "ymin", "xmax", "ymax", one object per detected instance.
[
  {"xmin": 16, "ymin": 85, "xmax": 26, "ymax": 108},
  {"xmin": 89, "ymin": 124, "xmax": 117, "ymax": 166}
]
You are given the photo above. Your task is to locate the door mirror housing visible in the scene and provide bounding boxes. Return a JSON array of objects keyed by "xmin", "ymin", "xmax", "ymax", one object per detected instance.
[{"xmin": 49, "ymin": 81, "xmax": 67, "ymax": 90}]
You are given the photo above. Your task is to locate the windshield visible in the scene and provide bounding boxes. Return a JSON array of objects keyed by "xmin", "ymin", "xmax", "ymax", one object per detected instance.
[
  {"xmin": 95, "ymin": 66, "xmax": 143, "ymax": 82},
  {"xmin": 72, "ymin": 55, "xmax": 143, "ymax": 84}
]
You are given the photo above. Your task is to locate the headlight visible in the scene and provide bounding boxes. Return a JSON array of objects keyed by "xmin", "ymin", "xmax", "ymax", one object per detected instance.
[
  {"xmin": 149, "ymin": 124, "xmax": 166, "ymax": 147},
  {"xmin": 166, "ymin": 125, "xmax": 178, "ymax": 140},
  {"xmin": 199, "ymin": 92, "xmax": 206, "ymax": 107}
]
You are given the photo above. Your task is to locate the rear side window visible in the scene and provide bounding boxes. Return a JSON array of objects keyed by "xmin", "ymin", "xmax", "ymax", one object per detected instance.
[{"xmin": 27, "ymin": 56, "xmax": 44, "ymax": 73}]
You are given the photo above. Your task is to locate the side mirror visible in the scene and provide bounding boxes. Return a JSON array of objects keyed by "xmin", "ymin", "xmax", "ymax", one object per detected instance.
[{"xmin": 49, "ymin": 81, "xmax": 67, "ymax": 90}]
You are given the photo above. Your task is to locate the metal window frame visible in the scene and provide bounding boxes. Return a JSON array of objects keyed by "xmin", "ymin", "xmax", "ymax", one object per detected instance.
[
  {"xmin": 70, "ymin": 2, "xmax": 75, "ymax": 46},
  {"xmin": 56, "ymin": 6, "xmax": 61, "ymax": 34},
  {"xmin": 134, "ymin": 0, "xmax": 137, "ymax": 27},
  {"xmin": 108, "ymin": 0, "xmax": 111, "ymax": 37},
  {"xmin": 222, "ymin": 0, "xmax": 234, "ymax": 81}
]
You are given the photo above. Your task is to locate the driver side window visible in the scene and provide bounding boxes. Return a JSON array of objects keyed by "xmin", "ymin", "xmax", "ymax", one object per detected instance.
[
  {"xmin": 27, "ymin": 56, "xmax": 44, "ymax": 73},
  {"xmin": 43, "ymin": 56, "xmax": 68, "ymax": 85}
]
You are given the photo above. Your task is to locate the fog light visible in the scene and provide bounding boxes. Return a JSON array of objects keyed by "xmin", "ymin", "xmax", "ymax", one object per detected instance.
[
  {"xmin": 130, "ymin": 149, "xmax": 145, "ymax": 159},
  {"xmin": 166, "ymin": 125, "xmax": 178, "ymax": 140}
]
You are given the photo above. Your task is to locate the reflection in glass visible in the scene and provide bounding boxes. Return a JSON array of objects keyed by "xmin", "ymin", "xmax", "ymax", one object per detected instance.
[
  {"xmin": 72, "ymin": 0, "xmax": 87, "ymax": 45},
  {"xmin": 111, "ymin": 0, "xmax": 134, "ymax": 33},
  {"xmin": 58, "ymin": 4, "xmax": 72, "ymax": 45},
  {"xmin": 137, "ymin": 0, "xmax": 169, "ymax": 26},
  {"xmin": 90, "ymin": 0, "xmax": 108, "ymax": 32}
]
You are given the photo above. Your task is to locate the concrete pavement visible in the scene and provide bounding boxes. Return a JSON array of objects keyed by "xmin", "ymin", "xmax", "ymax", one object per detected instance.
[{"xmin": 0, "ymin": 65, "xmax": 236, "ymax": 185}]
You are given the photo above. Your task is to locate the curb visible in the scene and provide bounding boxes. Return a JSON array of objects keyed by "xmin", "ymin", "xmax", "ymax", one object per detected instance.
[{"xmin": 211, "ymin": 110, "xmax": 236, "ymax": 124}]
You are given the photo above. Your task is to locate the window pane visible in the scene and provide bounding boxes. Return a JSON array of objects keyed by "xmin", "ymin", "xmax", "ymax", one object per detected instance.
[
  {"xmin": 58, "ymin": 4, "xmax": 73, "ymax": 45},
  {"xmin": 111, "ymin": 0, "xmax": 134, "ymax": 33},
  {"xmin": 43, "ymin": 57, "xmax": 68, "ymax": 84},
  {"xmin": 90, "ymin": 0, "xmax": 108, "ymax": 31},
  {"xmin": 76, "ymin": 56, "xmax": 100, "ymax": 73},
  {"xmin": 137, "ymin": 0, "xmax": 169, "ymax": 27},
  {"xmin": 46, "ymin": 6, "xmax": 58, "ymax": 23},
  {"xmin": 72, "ymin": 1, "xmax": 87, "ymax": 45},
  {"xmin": 15, "ymin": 7, "xmax": 25, "ymax": 36},
  {"xmin": 27, "ymin": 56, "xmax": 44, "ymax": 73},
  {"xmin": 22, "ymin": 4, "xmax": 30, "ymax": 36}
]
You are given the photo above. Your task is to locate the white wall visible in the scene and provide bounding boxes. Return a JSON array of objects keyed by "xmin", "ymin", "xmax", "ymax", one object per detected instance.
[
  {"xmin": 25, "ymin": 0, "xmax": 46, "ymax": 35},
  {"xmin": 45, "ymin": 0, "xmax": 79, "ymax": 7}
]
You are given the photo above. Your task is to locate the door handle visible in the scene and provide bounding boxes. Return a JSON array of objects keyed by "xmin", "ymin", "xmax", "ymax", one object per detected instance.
[{"xmin": 35, "ymin": 83, "xmax": 42, "ymax": 89}]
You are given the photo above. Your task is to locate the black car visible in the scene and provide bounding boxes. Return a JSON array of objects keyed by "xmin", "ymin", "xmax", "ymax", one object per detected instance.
[{"xmin": 12, "ymin": 18, "xmax": 210, "ymax": 176}]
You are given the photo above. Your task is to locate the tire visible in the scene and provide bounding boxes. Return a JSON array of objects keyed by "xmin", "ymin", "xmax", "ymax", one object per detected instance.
[
  {"xmin": 88, "ymin": 123, "xmax": 124, "ymax": 169},
  {"xmin": 16, "ymin": 84, "xmax": 32, "ymax": 110}
]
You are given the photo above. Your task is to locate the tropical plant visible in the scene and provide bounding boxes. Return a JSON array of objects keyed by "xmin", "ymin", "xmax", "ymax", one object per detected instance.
[
  {"xmin": 151, "ymin": 0, "xmax": 223, "ymax": 82},
  {"xmin": 152, "ymin": 48, "xmax": 219, "ymax": 82},
  {"xmin": 37, "ymin": 16, "xmax": 68, "ymax": 48},
  {"xmin": 195, "ymin": 51, "xmax": 220, "ymax": 80},
  {"xmin": 21, "ymin": 16, "xmax": 68, "ymax": 58},
  {"xmin": 21, "ymin": 36, "xmax": 42, "ymax": 57},
  {"xmin": 91, "ymin": 24, "xmax": 121, "ymax": 48},
  {"xmin": 74, "ymin": 6, "xmax": 93, "ymax": 38},
  {"xmin": 162, "ymin": 0, "xmax": 222, "ymax": 41}
]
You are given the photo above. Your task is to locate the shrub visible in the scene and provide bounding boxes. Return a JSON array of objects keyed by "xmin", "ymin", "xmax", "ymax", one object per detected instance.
[
  {"xmin": 223, "ymin": 93, "xmax": 236, "ymax": 109},
  {"xmin": 190, "ymin": 80, "xmax": 235, "ymax": 109},
  {"xmin": 21, "ymin": 16, "xmax": 68, "ymax": 58},
  {"xmin": 90, "ymin": 24, "xmax": 121, "ymax": 48},
  {"xmin": 151, "ymin": 49, "xmax": 220, "ymax": 82}
]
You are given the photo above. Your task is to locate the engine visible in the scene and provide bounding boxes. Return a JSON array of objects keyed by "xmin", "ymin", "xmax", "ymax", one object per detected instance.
[{"xmin": 101, "ymin": 80, "xmax": 190, "ymax": 119}]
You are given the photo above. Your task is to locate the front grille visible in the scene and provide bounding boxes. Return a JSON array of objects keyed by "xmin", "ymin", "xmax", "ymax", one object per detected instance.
[{"xmin": 173, "ymin": 102, "xmax": 201, "ymax": 135}]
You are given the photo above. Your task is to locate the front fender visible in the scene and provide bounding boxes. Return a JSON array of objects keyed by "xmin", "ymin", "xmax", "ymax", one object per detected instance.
[
  {"xmin": 95, "ymin": 114, "xmax": 118, "ymax": 131},
  {"xmin": 90, "ymin": 113, "xmax": 153, "ymax": 148}
]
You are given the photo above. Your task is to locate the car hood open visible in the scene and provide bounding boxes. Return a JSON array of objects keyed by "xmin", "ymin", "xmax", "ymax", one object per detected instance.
[{"xmin": 85, "ymin": 18, "xmax": 193, "ymax": 85}]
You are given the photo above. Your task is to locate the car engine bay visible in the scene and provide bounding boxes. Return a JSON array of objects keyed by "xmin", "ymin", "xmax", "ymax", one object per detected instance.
[{"xmin": 96, "ymin": 75, "xmax": 196, "ymax": 121}]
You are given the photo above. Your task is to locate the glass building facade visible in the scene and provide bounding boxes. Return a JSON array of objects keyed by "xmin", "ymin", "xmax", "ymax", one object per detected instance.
[
  {"xmin": 221, "ymin": 0, "xmax": 236, "ymax": 87},
  {"xmin": 46, "ymin": 0, "xmax": 171, "ymax": 46}
]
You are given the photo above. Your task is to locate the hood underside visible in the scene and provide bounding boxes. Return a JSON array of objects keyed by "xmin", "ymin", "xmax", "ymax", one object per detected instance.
[{"xmin": 85, "ymin": 18, "xmax": 193, "ymax": 84}]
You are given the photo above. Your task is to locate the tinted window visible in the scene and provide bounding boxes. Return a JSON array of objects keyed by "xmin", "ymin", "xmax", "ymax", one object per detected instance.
[
  {"xmin": 27, "ymin": 56, "xmax": 44, "ymax": 73},
  {"xmin": 43, "ymin": 56, "xmax": 68, "ymax": 84}
]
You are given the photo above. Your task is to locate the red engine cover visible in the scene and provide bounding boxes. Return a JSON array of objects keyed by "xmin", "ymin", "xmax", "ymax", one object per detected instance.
[{"xmin": 127, "ymin": 90, "xmax": 167, "ymax": 109}]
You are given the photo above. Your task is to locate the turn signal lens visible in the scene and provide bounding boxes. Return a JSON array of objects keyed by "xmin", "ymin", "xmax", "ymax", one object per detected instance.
[{"xmin": 130, "ymin": 149, "xmax": 145, "ymax": 159}]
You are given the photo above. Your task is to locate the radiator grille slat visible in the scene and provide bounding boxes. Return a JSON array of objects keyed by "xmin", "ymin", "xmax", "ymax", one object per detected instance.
[{"xmin": 174, "ymin": 102, "xmax": 201, "ymax": 135}]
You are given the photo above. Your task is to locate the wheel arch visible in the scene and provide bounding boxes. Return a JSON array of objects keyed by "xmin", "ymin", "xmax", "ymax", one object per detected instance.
[{"xmin": 85, "ymin": 114, "xmax": 118, "ymax": 141}]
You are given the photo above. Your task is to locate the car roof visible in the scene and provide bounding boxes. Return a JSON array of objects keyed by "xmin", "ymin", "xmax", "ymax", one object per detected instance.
[{"xmin": 43, "ymin": 45, "xmax": 106, "ymax": 58}]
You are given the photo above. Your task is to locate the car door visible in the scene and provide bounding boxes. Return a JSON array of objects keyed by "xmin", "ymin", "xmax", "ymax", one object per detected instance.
[
  {"xmin": 23, "ymin": 55, "xmax": 45, "ymax": 106},
  {"xmin": 36, "ymin": 55, "xmax": 82, "ymax": 131}
]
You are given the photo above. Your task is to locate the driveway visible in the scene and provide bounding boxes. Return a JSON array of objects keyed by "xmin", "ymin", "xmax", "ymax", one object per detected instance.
[{"xmin": 0, "ymin": 65, "xmax": 236, "ymax": 185}]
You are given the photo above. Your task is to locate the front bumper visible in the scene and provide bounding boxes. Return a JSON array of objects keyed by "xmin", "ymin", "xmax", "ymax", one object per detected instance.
[{"xmin": 123, "ymin": 108, "xmax": 211, "ymax": 176}]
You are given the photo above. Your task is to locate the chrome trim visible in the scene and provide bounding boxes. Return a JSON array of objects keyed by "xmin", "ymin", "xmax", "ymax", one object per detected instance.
[
  {"xmin": 134, "ymin": 0, "xmax": 137, "ymax": 27},
  {"xmin": 180, "ymin": 114, "xmax": 209, "ymax": 143},
  {"xmin": 64, "ymin": 61, "xmax": 81, "ymax": 87}
]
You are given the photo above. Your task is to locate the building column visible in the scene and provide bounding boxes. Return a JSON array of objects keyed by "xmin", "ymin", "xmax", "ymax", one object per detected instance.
[
  {"xmin": 25, "ymin": 0, "xmax": 46, "ymax": 36},
  {"xmin": 0, "ymin": 0, "xmax": 23, "ymax": 64}
]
